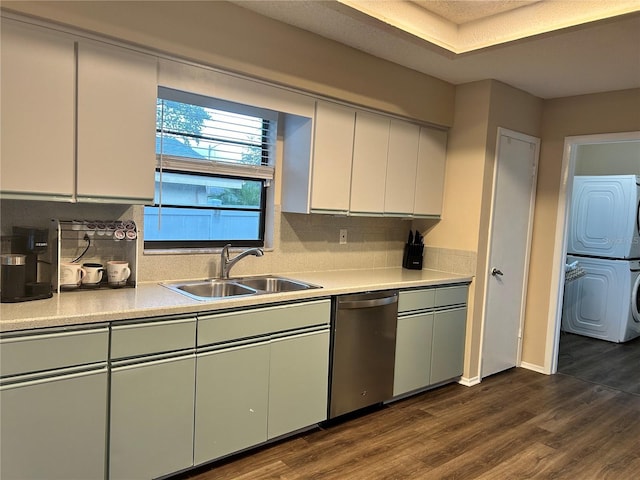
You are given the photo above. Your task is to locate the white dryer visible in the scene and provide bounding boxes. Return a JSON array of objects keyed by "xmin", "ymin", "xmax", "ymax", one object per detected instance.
[
  {"xmin": 568, "ymin": 175, "xmax": 640, "ymax": 259},
  {"xmin": 562, "ymin": 255, "xmax": 640, "ymax": 342}
]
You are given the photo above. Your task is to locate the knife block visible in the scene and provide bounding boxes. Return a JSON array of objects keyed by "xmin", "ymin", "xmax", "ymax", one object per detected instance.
[{"xmin": 402, "ymin": 243, "xmax": 424, "ymax": 270}]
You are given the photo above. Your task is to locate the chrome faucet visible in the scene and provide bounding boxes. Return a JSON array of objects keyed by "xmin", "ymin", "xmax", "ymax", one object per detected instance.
[{"xmin": 219, "ymin": 244, "xmax": 264, "ymax": 279}]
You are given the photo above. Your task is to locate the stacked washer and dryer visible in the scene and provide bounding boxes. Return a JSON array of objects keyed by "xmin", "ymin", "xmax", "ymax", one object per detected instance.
[{"xmin": 562, "ymin": 175, "xmax": 640, "ymax": 343}]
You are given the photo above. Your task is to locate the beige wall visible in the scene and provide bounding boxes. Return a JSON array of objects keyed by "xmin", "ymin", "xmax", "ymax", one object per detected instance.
[
  {"xmin": 575, "ymin": 142, "xmax": 640, "ymax": 175},
  {"xmin": 522, "ymin": 88, "xmax": 640, "ymax": 369},
  {"xmin": 420, "ymin": 80, "xmax": 542, "ymax": 380},
  {"xmin": 420, "ymin": 81, "xmax": 492, "ymax": 251},
  {"xmin": 437, "ymin": 80, "xmax": 491, "ymax": 380},
  {"xmin": 2, "ymin": 1, "xmax": 454, "ymax": 127}
]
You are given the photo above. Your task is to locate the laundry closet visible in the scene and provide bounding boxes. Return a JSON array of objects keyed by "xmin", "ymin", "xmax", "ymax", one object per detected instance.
[{"xmin": 558, "ymin": 140, "xmax": 640, "ymax": 392}]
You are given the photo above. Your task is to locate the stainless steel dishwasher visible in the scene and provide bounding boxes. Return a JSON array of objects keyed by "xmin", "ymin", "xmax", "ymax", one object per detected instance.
[{"xmin": 328, "ymin": 290, "xmax": 398, "ymax": 419}]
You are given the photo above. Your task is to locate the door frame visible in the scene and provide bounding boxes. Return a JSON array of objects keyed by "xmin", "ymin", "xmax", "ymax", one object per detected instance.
[
  {"xmin": 479, "ymin": 127, "xmax": 540, "ymax": 379},
  {"xmin": 547, "ymin": 131, "xmax": 640, "ymax": 374}
]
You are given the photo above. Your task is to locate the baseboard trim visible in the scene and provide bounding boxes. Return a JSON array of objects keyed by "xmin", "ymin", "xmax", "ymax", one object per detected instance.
[
  {"xmin": 520, "ymin": 361, "xmax": 549, "ymax": 375},
  {"xmin": 458, "ymin": 376, "xmax": 481, "ymax": 387}
]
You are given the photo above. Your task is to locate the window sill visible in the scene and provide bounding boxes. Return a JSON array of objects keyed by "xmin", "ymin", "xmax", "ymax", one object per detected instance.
[{"xmin": 143, "ymin": 246, "xmax": 273, "ymax": 255}]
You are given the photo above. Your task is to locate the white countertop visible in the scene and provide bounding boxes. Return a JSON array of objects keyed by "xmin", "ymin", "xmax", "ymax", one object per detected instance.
[{"xmin": 0, "ymin": 267, "xmax": 472, "ymax": 332}]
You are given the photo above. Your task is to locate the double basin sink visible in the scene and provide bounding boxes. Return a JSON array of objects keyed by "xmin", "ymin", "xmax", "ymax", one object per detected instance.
[{"xmin": 162, "ymin": 275, "xmax": 322, "ymax": 301}]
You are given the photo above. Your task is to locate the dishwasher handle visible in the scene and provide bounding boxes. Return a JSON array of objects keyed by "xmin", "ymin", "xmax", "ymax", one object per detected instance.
[{"xmin": 338, "ymin": 294, "xmax": 398, "ymax": 309}]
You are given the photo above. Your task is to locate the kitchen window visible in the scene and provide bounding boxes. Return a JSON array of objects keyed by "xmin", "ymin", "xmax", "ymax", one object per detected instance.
[{"xmin": 144, "ymin": 87, "xmax": 276, "ymax": 250}]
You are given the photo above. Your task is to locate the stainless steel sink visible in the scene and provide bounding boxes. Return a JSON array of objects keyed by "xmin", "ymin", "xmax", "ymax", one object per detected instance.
[
  {"xmin": 235, "ymin": 275, "xmax": 321, "ymax": 293},
  {"xmin": 162, "ymin": 280, "xmax": 258, "ymax": 301},
  {"xmin": 162, "ymin": 275, "xmax": 321, "ymax": 300}
]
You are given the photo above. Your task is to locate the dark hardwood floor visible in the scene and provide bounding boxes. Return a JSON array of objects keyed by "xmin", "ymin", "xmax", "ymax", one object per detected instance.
[
  {"xmin": 558, "ymin": 331, "xmax": 640, "ymax": 395},
  {"xmin": 174, "ymin": 368, "xmax": 640, "ymax": 480}
]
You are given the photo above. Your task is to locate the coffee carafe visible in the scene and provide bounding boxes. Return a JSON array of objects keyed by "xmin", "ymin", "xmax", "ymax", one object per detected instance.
[{"xmin": 0, "ymin": 227, "xmax": 53, "ymax": 302}]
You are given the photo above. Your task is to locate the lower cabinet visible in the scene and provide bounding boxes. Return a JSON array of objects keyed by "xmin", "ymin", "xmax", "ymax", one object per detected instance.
[
  {"xmin": 109, "ymin": 354, "xmax": 196, "ymax": 480},
  {"xmin": 268, "ymin": 330, "xmax": 330, "ymax": 439},
  {"xmin": 194, "ymin": 340, "xmax": 271, "ymax": 464},
  {"xmin": 108, "ymin": 316, "xmax": 197, "ymax": 480},
  {"xmin": 393, "ymin": 284, "xmax": 468, "ymax": 397},
  {"xmin": 0, "ymin": 326, "xmax": 109, "ymax": 480},
  {"xmin": 0, "ymin": 369, "xmax": 108, "ymax": 480},
  {"xmin": 430, "ymin": 307, "xmax": 467, "ymax": 385},
  {"xmin": 393, "ymin": 312, "xmax": 433, "ymax": 396},
  {"xmin": 194, "ymin": 328, "xmax": 330, "ymax": 465}
]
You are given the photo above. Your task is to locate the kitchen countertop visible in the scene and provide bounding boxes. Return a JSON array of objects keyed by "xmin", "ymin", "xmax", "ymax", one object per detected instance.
[{"xmin": 0, "ymin": 267, "xmax": 472, "ymax": 333}]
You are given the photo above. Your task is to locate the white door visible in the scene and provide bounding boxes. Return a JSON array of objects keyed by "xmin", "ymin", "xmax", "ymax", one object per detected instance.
[{"xmin": 481, "ymin": 129, "xmax": 539, "ymax": 378}]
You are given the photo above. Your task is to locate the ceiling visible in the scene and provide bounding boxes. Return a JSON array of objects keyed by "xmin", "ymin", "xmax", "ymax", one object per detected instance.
[{"xmin": 232, "ymin": 0, "xmax": 640, "ymax": 99}]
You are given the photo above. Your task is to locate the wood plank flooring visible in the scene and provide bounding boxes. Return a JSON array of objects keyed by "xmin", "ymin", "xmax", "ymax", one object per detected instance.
[
  {"xmin": 558, "ymin": 332, "xmax": 640, "ymax": 394},
  {"xmin": 171, "ymin": 368, "xmax": 640, "ymax": 480}
]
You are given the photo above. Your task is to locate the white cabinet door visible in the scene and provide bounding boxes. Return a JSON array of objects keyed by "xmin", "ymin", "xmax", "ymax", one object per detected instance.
[
  {"xmin": 77, "ymin": 41, "xmax": 157, "ymax": 203},
  {"xmin": 194, "ymin": 341, "xmax": 270, "ymax": 465},
  {"xmin": 268, "ymin": 330, "xmax": 329, "ymax": 439},
  {"xmin": 350, "ymin": 111, "xmax": 389, "ymax": 214},
  {"xmin": 414, "ymin": 127, "xmax": 447, "ymax": 217},
  {"xmin": 430, "ymin": 307, "xmax": 467, "ymax": 384},
  {"xmin": 393, "ymin": 312, "xmax": 433, "ymax": 396},
  {"xmin": 384, "ymin": 119, "xmax": 420, "ymax": 215},
  {"xmin": 110, "ymin": 355, "xmax": 195, "ymax": 480},
  {"xmin": 0, "ymin": 369, "xmax": 108, "ymax": 480},
  {"xmin": 310, "ymin": 101, "xmax": 355, "ymax": 213},
  {"xmin": 0, "ymin": 19, "xmax": 75, "ymax": 200}
]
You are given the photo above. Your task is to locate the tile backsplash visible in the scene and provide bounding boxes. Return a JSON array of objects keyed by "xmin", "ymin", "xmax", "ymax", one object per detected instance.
[
  {"xmin": 0, "ymin": 200, "xmax": 481, "ymax": 283},
  {"xmin": 422, "ymin": 246, "xmax": 477, "ymax": 276}
]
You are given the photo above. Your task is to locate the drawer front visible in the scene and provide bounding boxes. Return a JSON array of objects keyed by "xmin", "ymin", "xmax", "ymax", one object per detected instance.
[
  {"xmin": 0, "ymin": 327, "xmax": 109, "ymax": 377},
  {"xmin": 435, "ymin": 285, "xmax": 469, "ymax": 308},
  {"xmin": 398, "ymin": 288, "xmax": 435, "ymax": 313},
  {"xmin": 198, "ymin": 300, "xmax": 330, "ymax": 346},
  {"xmin": 111, "ymin": 317, "xmax": 196, "ymax": 359}
]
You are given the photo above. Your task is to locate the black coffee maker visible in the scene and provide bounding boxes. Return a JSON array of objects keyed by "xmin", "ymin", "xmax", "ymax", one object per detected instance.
[{"xmin": 0, "ymin": 227, "xmax": 53, "ymax": 302}]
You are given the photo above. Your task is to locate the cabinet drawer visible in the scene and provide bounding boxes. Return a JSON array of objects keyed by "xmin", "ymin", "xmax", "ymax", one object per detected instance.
[
  {"xmin": 434, "ymin": 285, "xmax": 468, "ymax": 308},
  {"xmin": 0, "ymin": 327, "xmax": 109, "ymax": 377},
  {"xmin": 111, "ymin": 317, "xmax": 196, "ymax": 359},
  {"xmin": 398, "ymin": 288, "xmax": 435, "ymax": 313},
  {"xmin": 198, "ymin": 300, "xmax": 330, "ymax": 346}
]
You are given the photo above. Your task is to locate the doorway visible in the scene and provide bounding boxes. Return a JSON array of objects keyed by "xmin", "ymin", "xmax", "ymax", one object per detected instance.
[{"xmin": 549, "ymin": 132, "xmax": 640, "ymax": 381}]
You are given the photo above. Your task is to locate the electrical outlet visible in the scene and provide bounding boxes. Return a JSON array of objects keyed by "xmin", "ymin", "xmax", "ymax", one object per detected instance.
[{"xmin": 339, "ymin": 229, "xmax": 347, "ymax": 245}]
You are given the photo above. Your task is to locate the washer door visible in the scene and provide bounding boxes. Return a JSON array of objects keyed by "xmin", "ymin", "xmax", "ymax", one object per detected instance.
[{"xmin": 632, "ymin": 272, "xmax": 640, "ymax": 323}]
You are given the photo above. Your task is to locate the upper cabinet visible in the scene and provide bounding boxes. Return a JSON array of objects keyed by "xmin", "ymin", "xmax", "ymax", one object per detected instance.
[
  {"xmin": 414, "ymin": 127, "xmax": 447, "ymax": 217},
  {"xmin": 309, "ymin": 101, "xmax": 355, "ymax": 214},
  {"xmin": 76, "ymin": 41, "xmax": 157, "ymax": 203},
  {"xmin": 350, "ymin": 111, "xmax": 390, "ymax": 215},
  {"xmin": 282, "ymin": 100, "xmax": 447, "ymax": 218},
  {"xmin": 0, "ymin": 18, "xmax": 157, "ymax": 203},
  {"xmin": 384, "ymin": 120, "xmax": 421, "ymax": 216},
  {"xmin": 0, "ymin": 19, "xmax": 76, "ymax": 200},
  {"xmin": 281, "ymin": 101, "xmax": 355, "ymax": 214}
]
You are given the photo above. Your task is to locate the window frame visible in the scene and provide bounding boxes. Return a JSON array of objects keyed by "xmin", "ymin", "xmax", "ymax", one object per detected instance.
[
  {"xmin": 144, "ymin": 169, "xmax": 267, "ymax": 250},
  {"xmin": 144, "ymin": 88, "xmax": 275, "ymax": 251}
]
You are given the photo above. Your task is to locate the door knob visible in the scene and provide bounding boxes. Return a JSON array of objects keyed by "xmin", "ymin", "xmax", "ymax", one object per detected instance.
[{"xmin": 491, "ymin": 268, "xmax": 504, "ymax": 276}]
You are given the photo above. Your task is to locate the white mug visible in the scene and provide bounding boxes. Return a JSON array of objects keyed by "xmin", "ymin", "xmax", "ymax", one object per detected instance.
[
  {"xmin": 60, "ymin": 262, "xmax": 86, "ymax": 288},
  {"xmin": 82, "ymin": 263, "xmax": 105, "ymax": 286},
  {"xmin": 107, "ymin": 261, "xmax": 131, "ymax": 288}
]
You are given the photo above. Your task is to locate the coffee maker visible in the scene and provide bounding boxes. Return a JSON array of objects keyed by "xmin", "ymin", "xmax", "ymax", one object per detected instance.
[{"xmin": 0, "ymin": 227, "xmax": 53, "ymax": 302}]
